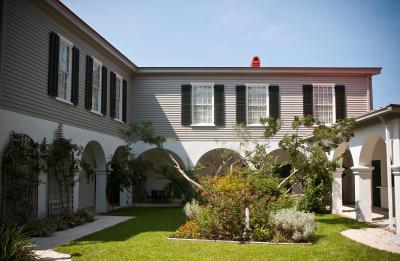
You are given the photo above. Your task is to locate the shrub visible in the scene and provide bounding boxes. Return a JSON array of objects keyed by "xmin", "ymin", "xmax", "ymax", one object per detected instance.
[
  {"xmin": 0, "ymin": 224, "xmax": 36, "ymax": 261},
  {"xmin": 170, "ymin": 220, "xmax": 200, "ymax": 239},
  {"xmin": 24, "ymin": 218, "xmax": 56, "ymax": 237},
  {"xmin": 252, "ymin": 225, "xmax": 272, "ymax": 242},
  {"xmin": 183, "ymin": 199, "xmax": 202, "ymax": 220},
  {"xmin": 270, "ymin": 208, "xmax": 317, "ymax": 242}
]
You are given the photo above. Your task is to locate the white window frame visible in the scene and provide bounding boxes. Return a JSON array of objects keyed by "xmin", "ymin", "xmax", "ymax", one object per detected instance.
[
  {"xmin": 56, "ymin": 34, "xmax": 73, "ymax": 105},
  {"xmin": 91, "ymin": 58, "xmax": 103, "ymax": 114},
  {"xmin": 114, "ymin": 73, "xmax": 124, "ymax": 122},
  {"xmin": 312, "ymin": 83, "xmax": 336, "ymax": 125},
  {"xmin": 191, "ymin": 82, "xmax": 215, "ymax": 126},
  {"xmin": 245, "ymin": 83, "xmax": 269, "ymax": 126}
]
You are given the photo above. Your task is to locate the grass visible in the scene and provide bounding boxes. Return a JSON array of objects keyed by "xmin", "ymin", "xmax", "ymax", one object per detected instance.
[{"xmin": 56, "ymin": 207, "xmax": 400, "ymax": 260}]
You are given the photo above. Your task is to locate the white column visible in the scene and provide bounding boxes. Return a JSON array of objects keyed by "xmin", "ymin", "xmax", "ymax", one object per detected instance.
[
  {"xmin": 352, "ymin": 166, "xmax": 374, "ymax": 222},
  {"xmin": 37, "ymin": 171, "xmax": 48, "ymax": 218},
  {"xmin": 385, "ymin": 123, "xmax": 394, "ymax": 229},
  {"xmin": 391, "ymin": 133, "xmax": 400, "ymax": 234},
  {"xmin": 332, "ymin": 167, "xmax": 345, "ymax": 214},
  {"xmin": 392, "ymin": 166, "xmax": 400, "ymax": 234},
  {"xmin": 73, "ymin": 169, "xmax": 80, "ymax": 211},
  {"xmin": 95, "ymin": 169, "xmax": 109, "ymax": 213},
  {"xmin": 120, "ymin": 187, "xmax": 132, "ymax": 207}
]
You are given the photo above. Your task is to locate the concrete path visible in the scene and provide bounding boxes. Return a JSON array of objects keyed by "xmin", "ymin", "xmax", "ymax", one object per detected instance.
[
  {"xmin": 33, "ymin": 215, "xmax": 133, "ymax": 260},
  {"xmin": 341, "ymin": 228, "xmax": 400, "ymax": 254}
]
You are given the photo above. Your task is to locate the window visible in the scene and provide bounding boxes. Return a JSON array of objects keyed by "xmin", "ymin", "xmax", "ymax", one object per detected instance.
[
  {"xmin": 91, "ymin": 59, "xmax": 102, "ymax": 113},
  {"xmin": 192, "ymin": 83, "xmax": 214, "ymax": 125},
  {"xmin": 115, "ymin": 75, "xmax": 123, "ymax": 121},
  {"xmin": 313, "ymin": 84, "xmax": 335, "ymax": 124},
  {"xmin": 247, "ymin": 84, "xmax": 268, "ymax": 125},
  {"xmin": 57, "ymin": 37, "xmax": 72, "ymax": 101}
]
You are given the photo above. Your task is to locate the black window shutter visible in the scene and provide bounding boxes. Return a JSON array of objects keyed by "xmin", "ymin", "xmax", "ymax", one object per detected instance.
[
  {"xmin": 303, "ymin": 85, "xmax": 313, "ymax": 117},
  {"xmin": 122, "ymin": 79, "xmax": 127, "ymax": 123},
  {"xmin": 236, "ymin": 85, "xmax": 246, "ymax": 125},
  {"xmin": 110, "ymin": 72, "xmax": 116, "ymax": 118},
  {"xmin": 269, "ymin": 85, "xmax": 280, "ymax": 119},
  {"xmin": 48, "ymin": 31, "xmax": 59, "ymax": 97},
  {"xmin": 214, "ymin": 85, "xmax": 225, "ymax": 126},
  {"xmin": 335, "ymin": 85, "xmax": 346, "ymax": 120},
  {"xmin": 181, "ymin": 85, "xmax": 192, "ymax": 126},
  {"xmin": 85, "ymin": 55, "xmax": 93, "ymax": 110},
  {"xmin": 71, "ymin": 46, "xmax": 80, "ymax": 105},
  {"xmin": 101, "ymin": 66, "xmax": 108, "ymax": 115}
]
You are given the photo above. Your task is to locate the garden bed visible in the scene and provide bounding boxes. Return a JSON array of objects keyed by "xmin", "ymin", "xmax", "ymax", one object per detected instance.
[{"xmin": 168, "ymin": 237, "xmax": 312, "ymax": 245}]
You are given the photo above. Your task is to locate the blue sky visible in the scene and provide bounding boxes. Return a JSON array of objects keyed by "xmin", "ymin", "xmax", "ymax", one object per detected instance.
[{"xmin": 61, "ymin": 0, "xmax": 400, "ymax": 108}]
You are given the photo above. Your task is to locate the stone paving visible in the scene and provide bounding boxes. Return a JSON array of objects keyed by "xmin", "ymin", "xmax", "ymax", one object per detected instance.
[
  {"xmin": 341, "ymin": 228, "xmax": 400, "ymax": 254},
  {"xmin": 33, "ymin": 215, "xmax": 133, "ymax": 260}
]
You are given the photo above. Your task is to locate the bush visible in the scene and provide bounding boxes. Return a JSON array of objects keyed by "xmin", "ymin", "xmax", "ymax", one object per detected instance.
[
  {"xmin": 183, "ymin": 199, "xmax": 202, "ymax": 220},
  {"xmin": 24, "ymin": 218, "xmax": 56, "ymax": 237},
  {"xmin": 270, "ymin": 208, "xmax": 317, "ymax": 242},
  {"xmin": 252, "ymin": 225, "xmax": 272, "ymax": 241},
  {"xmin": 170, "ymin": 220, "xmax": 200, "ymax": 239},
  {"xmin": 0, "ymin": 224, "xmax": 36, "ymax": 261},
  {"xmin": 24, "ymin": 209, "xmax": 95, "ymax": 237}
]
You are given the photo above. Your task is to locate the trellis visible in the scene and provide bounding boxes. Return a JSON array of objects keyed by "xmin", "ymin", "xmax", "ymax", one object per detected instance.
[{"xmin": 1, "ymin": 133, "xmax": 39, "ymax": 224}]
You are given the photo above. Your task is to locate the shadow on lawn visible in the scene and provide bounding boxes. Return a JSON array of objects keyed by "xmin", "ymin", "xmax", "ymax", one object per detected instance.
[
  {"xmin": 317, "ymin": 215, "xmax": 369, "ymax": 230},
  {"xmin": 62, "ymin": 207, "xmax": 184, "ymax": 246}
]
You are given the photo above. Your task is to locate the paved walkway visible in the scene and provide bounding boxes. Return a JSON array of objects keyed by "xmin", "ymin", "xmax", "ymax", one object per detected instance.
[
  {"xmin": 33, "ymin": 215, "xmax": 133, "ymax": 260},
  {"xmin": 340, "ymin": 205, "xmax": 396, "ymax": 229},
  {"xmin": 341, "ymin": 228, "xmax": 400, "ymax": 254}
]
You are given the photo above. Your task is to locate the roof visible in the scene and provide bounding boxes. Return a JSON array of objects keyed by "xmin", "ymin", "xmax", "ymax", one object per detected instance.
[
  {"xmin": 46, "ymin": 0, "xmax": 137, "ymax": 71},
  {"xmin": 137, "ymin": 67, "xmax": 382, "ymax": 75},
  {"xmin": 304, "ymin": 104, "xmax": 400, "ymax": 140}
]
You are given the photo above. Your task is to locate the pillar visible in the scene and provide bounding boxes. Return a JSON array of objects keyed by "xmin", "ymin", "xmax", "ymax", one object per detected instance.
[
  {"xmin": 351, "ymin": 166, "xmax": 374, "ymax": 222},
  {"xmin": 95, "ymin": 169, "xmax": 109, "ymax": 213},
  {"xmin": 332, "ymin": 167, "xmax": 345, "ymax": 214},
  {"xmin": 37, "ymin": 171, "xmax": 48, "ymax": 218},
  {"xmin": 73, "ymin": 168, "xmax": 80, "ymax": 212},
  {"xmin": 392, "ymin": 166, "xmax": 400, "ymax": 234}
]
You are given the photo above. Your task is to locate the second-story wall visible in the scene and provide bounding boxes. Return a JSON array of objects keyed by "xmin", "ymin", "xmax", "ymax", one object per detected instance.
[
  {"xmin": 0, "ymin": 0, "xmax": 132, "ymax": 137},
  {"xmin": 132, "ymin": 73, "xmax": 371, "ymax": 142}
]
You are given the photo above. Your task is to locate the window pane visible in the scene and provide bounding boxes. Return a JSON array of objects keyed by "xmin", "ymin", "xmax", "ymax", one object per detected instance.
[
  {"xmin": 57, "ymin": 40, "xmax": 71, "ymax": 100},
  {"xmin": 92, "ymin": 62, "xmax": 101, "ymax": 111},
  {"xmin": 192, "ymin": 84, "xmax": 213, "ymax": 124},
  {"xmin": 247, "ymin": 86, "xmax": 267, "ymax": 125},
  {"xmin": 313, "ymin": 85, "xmax": 333, "ymax": 124}
]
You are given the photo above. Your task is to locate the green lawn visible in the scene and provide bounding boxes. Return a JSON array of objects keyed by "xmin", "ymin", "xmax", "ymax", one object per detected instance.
[{"xmin": 56, "ymin": 207, "xmax": 399, "ymax": 260}]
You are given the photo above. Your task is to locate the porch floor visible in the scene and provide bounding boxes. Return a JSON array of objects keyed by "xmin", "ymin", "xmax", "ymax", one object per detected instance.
[{"xmin": 341, "ymin": 204, "xmax": 396, "ymax": 231}]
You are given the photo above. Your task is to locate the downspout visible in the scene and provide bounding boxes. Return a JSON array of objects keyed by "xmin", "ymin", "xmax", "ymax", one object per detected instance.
[
  {"xmin": 367, "ymin": 74, "xmax": 373, "ymax": 111},
  {"xmin": 380, "ymin": 116, "xmax": 393, "ymax": 229}
]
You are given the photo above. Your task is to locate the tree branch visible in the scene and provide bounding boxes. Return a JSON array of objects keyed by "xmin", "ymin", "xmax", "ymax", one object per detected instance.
[
  {"xmin": 278, "ymin": 169, "xmax": 299, "ymax": 189},
  {"xmin": 164, "ymin": 151, "xmax": 203, "ymax": 191}
]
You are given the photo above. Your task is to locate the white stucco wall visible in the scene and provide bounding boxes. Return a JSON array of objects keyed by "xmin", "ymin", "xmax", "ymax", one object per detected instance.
[{"xmin": 0, "ymin": 108, "xmax": 132, "ymax": 216}]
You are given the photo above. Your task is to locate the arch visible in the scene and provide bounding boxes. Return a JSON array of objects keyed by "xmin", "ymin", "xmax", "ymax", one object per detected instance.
[
  {"xmin": 82, "ymin": 140, "xmax": 106, "ymax": 170},
  {"xmin": 359, "ymin": 134, "xmax": 389, "ymax": 208},
  {"xmin": 195, "ymin": 148, "xmax": 243, "ymax": 177},
  {"xmin": 134, "ymin": 148, "xmax": 186, "ymax": 203},
  {"xmin": 78, "ymin": 140, "xmax": 106, "ymax": 212},
  {"xmin": 107, "ymin": 146, "xmax": 128, "ymax": 207},
  {"xmin": 333, "ymin": 144, "xmax": 355, "ymax": 204}
]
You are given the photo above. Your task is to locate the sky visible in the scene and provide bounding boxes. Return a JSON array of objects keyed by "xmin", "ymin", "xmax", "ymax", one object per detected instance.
[{"xmin": 61, "ymin": 0, "xmax": 400, "ymax": 109}]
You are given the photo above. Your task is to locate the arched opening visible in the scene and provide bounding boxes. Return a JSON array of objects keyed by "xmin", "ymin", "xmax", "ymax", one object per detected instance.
[
  {"xmin": 134, "ymin": 148, "xmax": 186, "ymax": 203},
  {"xmin": 269, "ymin": 149, "xmax": 292, "ymax": 178},
  {"xmin": 107, "ymin": 146, "xmax": 126, "ymax": 207},
  {"xmin": 268, "ymin": 148, "xmax": 306, "ymax": 193},
  {"xmin": 195, "ymin": 148, "xmax": 243, "ymax": 177},
  {"xmin": 333, "ymin": 144, "xmax": 355, "ymax": 204},
  {"xmin": 79, "ymin": 141, "xmax": 106, "ymax": 212},
  {"xmin": 1, "ymin": 133, "xmax": 39, "ymax": 224},
  {"xmin": 359, "ymin": 135, "xmax": 389, "ymax": 209}
]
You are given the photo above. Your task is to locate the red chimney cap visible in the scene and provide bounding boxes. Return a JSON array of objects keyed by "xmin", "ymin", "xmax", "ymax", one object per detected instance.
[{"xmin": 251, "ymin": 56, "xmax": 261, "ymax": 68}]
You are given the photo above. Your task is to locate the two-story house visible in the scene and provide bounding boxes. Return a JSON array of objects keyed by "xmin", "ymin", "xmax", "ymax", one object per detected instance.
[{"xmin": 0, "ymin": 0, "xmax": 399, "ymax": 234}]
